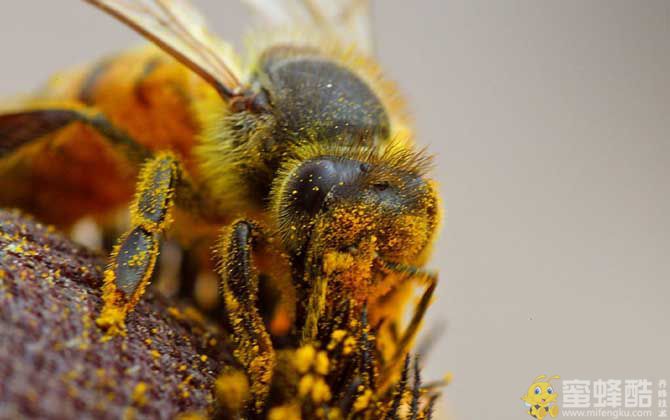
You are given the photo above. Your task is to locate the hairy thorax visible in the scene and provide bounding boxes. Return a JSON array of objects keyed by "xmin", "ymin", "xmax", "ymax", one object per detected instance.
[{"xmin": 195, "ymin": 45, "xmax": 394, "ymax": 217}]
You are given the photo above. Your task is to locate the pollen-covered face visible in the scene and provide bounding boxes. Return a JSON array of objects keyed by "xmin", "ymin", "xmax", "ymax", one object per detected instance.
[
  {"xmin": 273, "ymin": 147, "xmax": 439, "ymax": 301},
  {"xmin": 523, "ymin": 382, "xmax": 558, "ymax": 406}
]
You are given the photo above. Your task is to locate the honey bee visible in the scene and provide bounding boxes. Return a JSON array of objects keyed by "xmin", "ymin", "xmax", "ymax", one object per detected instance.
[{"xmin": 0, "ymin": 0, "xmax": 442, "ymax": 416}]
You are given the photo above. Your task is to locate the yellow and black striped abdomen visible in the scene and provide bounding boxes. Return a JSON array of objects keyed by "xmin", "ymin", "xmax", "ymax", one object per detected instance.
[{"xmin": 0, "ymin": 45, "xmax": 208, "ymax": 226}]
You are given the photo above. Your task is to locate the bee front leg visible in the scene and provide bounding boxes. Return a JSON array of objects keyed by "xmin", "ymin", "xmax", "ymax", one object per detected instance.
[
  {"xmin": 378, "ymin": 262, "xmax": 438, "ymax": 389},
  {"xmin": 96, "ymin": 152, "xmax": 186, "ymax": 337},
  {"xmin": 216, "ymin": 220, "xmax": 275, "ymax": 413}
]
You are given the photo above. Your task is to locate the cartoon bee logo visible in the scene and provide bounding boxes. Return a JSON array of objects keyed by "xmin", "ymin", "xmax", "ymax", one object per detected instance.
[{"xmin": 522, "ymin": 375, "xmax": 561, "ymax": 419}]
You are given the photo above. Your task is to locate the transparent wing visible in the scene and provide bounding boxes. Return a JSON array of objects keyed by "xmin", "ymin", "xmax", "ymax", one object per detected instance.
[
  {"xmin": 84, "ymin": 0, "xmax": 243, "ymax": 100},
  {"xmin": 244, "ymin": 0, "xmax": 374, "ymax": 53}
]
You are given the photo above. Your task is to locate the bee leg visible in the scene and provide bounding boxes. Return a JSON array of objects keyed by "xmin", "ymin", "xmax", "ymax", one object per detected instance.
[
  {"xmin": 395, "ymin": 272, "xmax": 437, "ymax": 354},
  {"xmin": 386, "ymin": 354, "xmax": 411, "ymax": 420},
  {"xmin": 96, "ymin": 152, "xmax": 184, "ymax": 337},
  {"xmin": 216, "ymin": 220, "xmax": 275, "ymax": 413},
  {"xmin": 378, "ymin": 264, "xmax": 438, "ymax": 389},
  {"xmin": 410, "ymin": 355, "xmax": 422, "ymax": 420}
]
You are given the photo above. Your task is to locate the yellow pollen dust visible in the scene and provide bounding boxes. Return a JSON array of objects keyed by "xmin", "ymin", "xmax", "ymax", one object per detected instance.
[
  {"xmin": 131, "ymin": 382, "xmax": 149, "ymax": 407},
  {"xmin": 215, "ymin": 370, "xmax": 250, "ymax": 412},
  {"xmin": 294, "ymin": 345, "xmax": 316, "ymax": 374},
  {"xmin": 127, "ymin": 251, "xmax": 147, "ymax": 267},
  {"xmin": 314, "ymin": 351, "xmax": 330, "ymax": 375},
  {"xmin": 352, "ymin": 388, "xmax": 373, "ymax": 413},
  {"xmin": 322, "ymin": 251, "xmax": 354, "ymax": 275}
]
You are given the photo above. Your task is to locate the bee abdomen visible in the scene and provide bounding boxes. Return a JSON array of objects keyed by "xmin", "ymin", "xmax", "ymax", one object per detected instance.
[{"xmin": 78, "ymin": 58, "xmax": 114, "ymax": 105}]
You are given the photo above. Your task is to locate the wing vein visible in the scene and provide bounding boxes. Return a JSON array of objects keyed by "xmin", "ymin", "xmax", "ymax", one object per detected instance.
[{"xmin": 84, "ymin": 0, "xmax": 243, "ymax": 100}]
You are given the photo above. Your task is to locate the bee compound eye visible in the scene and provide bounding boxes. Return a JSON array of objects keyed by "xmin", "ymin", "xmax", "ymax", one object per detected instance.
[{"xmin": 286, "ymin": 158, "xmax": 364, "ymax": 216}]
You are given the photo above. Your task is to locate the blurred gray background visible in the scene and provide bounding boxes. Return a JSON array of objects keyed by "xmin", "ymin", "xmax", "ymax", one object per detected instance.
[{"xmin": 1, "ymin": 1, "xmax": 668, "ymax": 419}]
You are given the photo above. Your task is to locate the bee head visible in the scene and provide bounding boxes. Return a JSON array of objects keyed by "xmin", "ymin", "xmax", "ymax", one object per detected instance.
[{"xmin": 273, "ymin": 144, "xmax": 440, "ymax": 270}]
